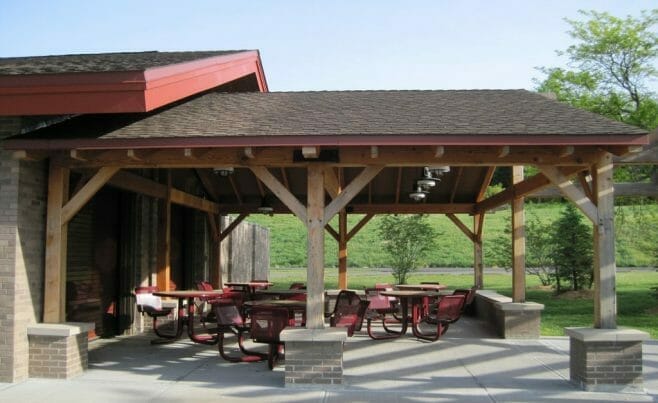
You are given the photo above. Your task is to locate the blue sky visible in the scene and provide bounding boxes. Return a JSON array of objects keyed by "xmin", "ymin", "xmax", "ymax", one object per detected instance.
[{"xmin": 1, "ymin": 1, "xmax": 654, "ymax": 91}]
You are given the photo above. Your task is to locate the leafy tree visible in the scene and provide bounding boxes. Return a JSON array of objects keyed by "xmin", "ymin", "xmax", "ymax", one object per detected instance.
[
  {"xmin": 552, "ymin": 203, "xmax": 593, "ymax": 292},
  {"xmin": 537, "ymin": 9, "xmax": 658, "ymax": 129},
  {"xmin": 377, "ymin": 214, "xmax": 437, "ymax": 284}
]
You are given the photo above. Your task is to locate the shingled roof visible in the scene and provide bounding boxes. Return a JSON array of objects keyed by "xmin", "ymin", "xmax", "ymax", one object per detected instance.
[
  {"xmin": 8, "ymin": 90, "xmax": 647, "ymax": 148},
  {"xmin": 0, "ymin": 50, "xmax": 246, "ymax": 75}
]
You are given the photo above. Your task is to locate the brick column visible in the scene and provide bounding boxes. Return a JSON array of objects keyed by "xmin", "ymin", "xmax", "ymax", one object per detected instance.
[
  {"xmin": 0, "ymin": 147, "xmax": 47, "ymax": 383},
  {"xmin": 27, "ymin": 322, "xmax": 94, "ymax": 379},
  {"xmin": 280, "ymin": 328, "xmax": 347, "ymax": 387},
  {"xmin": 565, "ymin": 327, "xmax": 649, "ymax": 392}
]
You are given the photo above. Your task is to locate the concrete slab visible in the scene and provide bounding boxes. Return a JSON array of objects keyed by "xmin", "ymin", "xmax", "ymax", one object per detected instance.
[{"xmin": 0, "ymin": 317, "xmax": 656, "ymax": 402}]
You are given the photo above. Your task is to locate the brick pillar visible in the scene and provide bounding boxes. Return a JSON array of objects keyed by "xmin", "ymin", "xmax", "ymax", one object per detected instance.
[
  {"xmin": 0, "ymin": 146, "xmax": 47, "ymax": 382},
  {"xmin": 280, "ymin": 328, "xmax": 347, "ymax": 387},
  {"xmin": 565, "ymin": 327, "xmax": 649, "ymax": 392},
  {"xmin": 27, "ymin": 323, "xmax": 94, "ymax": 379}
]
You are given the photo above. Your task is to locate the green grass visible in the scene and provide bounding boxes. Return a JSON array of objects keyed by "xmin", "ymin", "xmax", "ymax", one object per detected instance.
[{"xmin": 268, "ymin": 269, "xmax": 658, "ymax": 339}]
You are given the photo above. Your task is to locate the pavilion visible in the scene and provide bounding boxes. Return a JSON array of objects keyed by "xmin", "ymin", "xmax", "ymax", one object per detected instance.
[{"xmin": 0, "ymin": 50, "xmax": 651, "ymax": 390}]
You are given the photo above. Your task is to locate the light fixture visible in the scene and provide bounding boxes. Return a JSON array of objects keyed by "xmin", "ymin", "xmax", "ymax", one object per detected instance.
[
  {"xmin": 257, "ymin": 197, "xmax": 274, "ymax": 215},
  {"xmin": 212, "ymin": 167, "xmax": 234, "ymax": 176},
  {"xmin": 429, "ymin": 165, "xmax": 450, "ymax": 175},
  {"xmin": 416, "ymin": 167, "xmax": 437, "ymax": 190},
  {"xmin": 409, "ymin": 186, "xmax": 428, "ymax": 202}
]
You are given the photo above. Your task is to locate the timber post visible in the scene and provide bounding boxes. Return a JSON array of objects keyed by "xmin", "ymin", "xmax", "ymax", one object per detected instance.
[{"xmin": 511, "ymin": 165, "xmax": 526, "ymax": 302}]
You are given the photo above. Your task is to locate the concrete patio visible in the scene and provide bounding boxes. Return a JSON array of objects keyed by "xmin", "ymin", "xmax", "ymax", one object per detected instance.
[{"xmin": 1, "ymin": 317, "xmax": 656, "ymax": 402}]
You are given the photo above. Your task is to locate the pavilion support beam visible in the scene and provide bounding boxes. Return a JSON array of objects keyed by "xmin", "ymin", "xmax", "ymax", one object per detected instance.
[
  {"xmin": 538, "ymin": 165, "xmax": 598, "ymax": 224},
  {"xmin": 44, "ymin": 161, "xmax": 70, "ymax": 323},
  {"xmin": 446, "ymin": 213, "xmax": 476, "ymax": 243},
  {"xmin": 473, "ymin": 213, "xmax": 484, "ymax": 289},
  {"xmin": 218, "ymin": 213, "xmax": 248, "ymax": 242},
  {"xmin": 338, "ymin": 210, "xmax": 348, "ymax": 289},
  {"xmin": 307, "ymin": 165, "xmax": 325, "ymax": 329},
  {"xmin": 511, "ymin": 166, "xmax": 526, "ymax": 303},
  {"xmin": 250, "ymin": 166, "xmax": 307, "ymax": 222},
  {"xmin": 207, "ymin": 213, "xmax": 222, "ymax": 288},
  {"xmin": 346, "ymin": 214, "xmax": 374, "ymax": 242},
  {"xmin": 156, "ymin": 171, "xmax": 172, "ymax": 291},
  {"xmin": 62, "ymin": 167, "xmax": 119, "ymax": 224},
  {"xmin": 593, "ymin": 153, "xmax": 616, "ymax": 329},
  {"xmin": 324, "ymin": 166, "xmax": 383, "ymax": 222}
]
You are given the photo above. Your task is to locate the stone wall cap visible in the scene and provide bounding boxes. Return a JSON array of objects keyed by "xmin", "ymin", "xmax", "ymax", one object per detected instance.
[
  {"xmin": 27, "ymin": 322, "xmax": 95, "ymax": 337},
  {"xmin": 496, "ymin": 302, "xmax": 545, "ymax": 311},
  {"xmin": 475, "ymin": 290, "xmax": 513, "ymax": 303},
  {"xmin": 565, "ymin": 327, "xmax": 650, "ymax": 342},
  {"xmin": 280, "ymin": 327, "xmax": 348, "ymax": 342}
]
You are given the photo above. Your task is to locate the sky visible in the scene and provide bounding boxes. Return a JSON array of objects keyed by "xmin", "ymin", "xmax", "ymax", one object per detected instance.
[{"xmin": 1, "ymin": 1, "xmax": 655, "ymax": 92}]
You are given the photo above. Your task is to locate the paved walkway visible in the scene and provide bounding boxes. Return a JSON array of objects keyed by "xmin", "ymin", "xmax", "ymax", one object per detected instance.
[{"xmin": 1, "ymin": 317, "xmax": 657, "ymax": 402}]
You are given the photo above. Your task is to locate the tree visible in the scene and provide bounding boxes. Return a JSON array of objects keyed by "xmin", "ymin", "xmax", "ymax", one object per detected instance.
[
  {"xmin": 552, "ymin": 203, "xmax": 593, "ymax": 292},
  {"xmin": 377, "ymin": 214, "xmax": 437, "ymax": 284},
  {"xmin": 536, "ymin": 9, "xmax": 658, "ymax": 132}
]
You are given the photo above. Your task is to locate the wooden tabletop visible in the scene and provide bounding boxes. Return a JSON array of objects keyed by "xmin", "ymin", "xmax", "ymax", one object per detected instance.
[
  {"xmin": 244, "ymin": 299, "xmax": 306, "ymax": 308},
  {"xmin": 153, "ymin": 290, "xmax": 224, "ymax": 298},
  {"xmin": 395, "ymin": 284, "xmax": 447, "ymax": 291},
  {"xmin": 255, "ymin": 289, "xmax": 307, "ymax": 295},
  {"xmin": 381, "ymin": 290, "xmax": 442, "ymax": 298}
]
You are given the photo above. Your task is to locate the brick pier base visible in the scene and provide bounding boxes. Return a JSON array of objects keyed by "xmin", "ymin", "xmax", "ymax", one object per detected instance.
[
  {"xmin": 280, "ymin": 328, "xmax": 347, "ymax": 388},
  {"xmin": 565, "ymin": 327, "xmax": 649, "ymax": 393},
  {"xmin": 27, "ymin": 322, "xmax": 95, "ymax": 379}
]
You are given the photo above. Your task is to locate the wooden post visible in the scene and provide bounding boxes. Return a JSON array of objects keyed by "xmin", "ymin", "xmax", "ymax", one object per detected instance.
[
  {"xmin": 208, "ymin": 214, "xmax": 222, "ymax": 288},
  {"xmin": 512, "ymin": 166, "xmax": 526, "ymax": 302},
  {"xmin": 44, "ymin": 161, "xmax": 69, "ymax": 323},
  {"xmin": 593, "ymin": 153, "xmax": 616, "ymax": 329},
  {"xmin": 338, "ymin": 210, "xmax": 348, "ymax": 289},
  {"xmin": 473, "ymin": 213, "xmax": 484, "ymax": 289},
  {"xmin": 156, "ymin": 171, "xmax": 172, "ymax": 291},
  {"xmin": 307, "ymin": 165, "xmax": 325, "ymax": 329}
]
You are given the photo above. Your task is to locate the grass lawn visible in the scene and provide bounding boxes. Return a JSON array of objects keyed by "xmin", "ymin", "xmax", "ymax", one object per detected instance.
[{"xmin": 269, "ymin": 268, "xmax": 658, "ymax": 339}]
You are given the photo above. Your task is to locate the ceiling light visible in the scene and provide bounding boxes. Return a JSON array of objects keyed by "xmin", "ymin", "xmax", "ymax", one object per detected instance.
[
  {"xmin": 409, "ymin": 186, "xmax": 428, "ymax": 202},
  {"xmin": 212, "ymin": 167, "xmax": 234, "ymax": 176},
  {"xmin": 257, "ymin": 197, "xmax": 274, "ymax": 215},
  {"xmin": 416, "ymin": 167, "xmax": 437, "ymax": 190}
]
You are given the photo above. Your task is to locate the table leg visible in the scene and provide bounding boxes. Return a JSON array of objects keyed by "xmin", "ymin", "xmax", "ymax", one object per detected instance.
[{"xmin": 185, "ymin": 297, "xmax": 218, "ymax": 345}]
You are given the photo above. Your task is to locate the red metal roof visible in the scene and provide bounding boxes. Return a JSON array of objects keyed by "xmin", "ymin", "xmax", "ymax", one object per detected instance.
[{"xmin": 0, "ymin": 50, "xmax": 268, "ymax": 115}]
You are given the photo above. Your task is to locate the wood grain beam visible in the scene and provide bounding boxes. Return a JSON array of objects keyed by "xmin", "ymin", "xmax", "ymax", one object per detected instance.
[
  {"xmin": 395, "ymin": 167, "xmax": 402, "ymax": 203},
  {"xmin": 195, "ymin": 169, "xmax": 221, "ymax": 202},
  {"xmin": 449, "ymin": 167, "xmax": 463, "ymax": 203},
  {"xmin": 323, "ymin": 166, "xmax": 341, "ymax": 199},
  {"xmin": 346, "ymin": 213, "xmax": 375, "ymax": 242},
  {"xmin": 446, "ymin": 213, "xmax": 477, "ymax": 243},
  {"xmin": 250, "ymin": 166, "xmax": 307, "ymax": 222},
  {"xmin": 62, "ymin": 166, "xmax": 119, "ymax": 224},
  {"xmin": 538, "ymin": 165, "xmax": 598, "ymax": 224},
  {"xmin": 349, "ymin": 203, "xmax": 473, "ymax": 214},
  {"xmin": 325, "ymin": 224, "xmax": 339, "ymax": 242},
  {"xmin": 475, "ymin": 166, "xmax": 586, "ymax": 213},
  {"xmin": 477, "ymin": 166, "xmax": 496, "ymax": 202},
  {"xmin": 218, "ymin": 213, "xmax": 248, "ymax": 242},
  {"xmin": 324, "ymin": 166, "xmax": 383, "ymax": 222}
]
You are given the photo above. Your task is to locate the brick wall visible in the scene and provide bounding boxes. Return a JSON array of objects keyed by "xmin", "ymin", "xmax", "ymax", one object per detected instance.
[
  {"xmin": 28, "ymin": 333, "xmax": 88, "ymax": 379},
  {"xmin": 0, "ymin": 117, "xmax": 48, "ymax": 382}
]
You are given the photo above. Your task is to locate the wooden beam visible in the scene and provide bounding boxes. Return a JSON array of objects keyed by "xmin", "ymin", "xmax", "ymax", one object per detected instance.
[
  {"xmin": 228, "ymin": 175, "xmax": 243, "ymax": 204},
  {"xmin": 218, "ymin": 213, "xmax": 248, "ymax": 242},
  {"xmin": 44, "ymin": 162, "xmax": 69, "ymax": 323},
  {"xmin": 324, "ymin": 166, "xmax": 383, "ymax": 222},
  {"xmin": 593, "ymin": 152, "xmax": 617, "ymax": 329},
  {"xmin": 250, "ymin": 166, "xmax": 307, "ymax": 222},
  {"xmin": 12, "ymin": 150, "xmax": 45, "ymax": 161},
  {"xmin": 559, "ymin": 145, "xmax": 575, "ymax": 158},
  {"xmin": 62, "ymin": 167, "xmax": 119, "ymax": 224},
  {"xmin": 395, "ymin": 167, "xmax": 402, "ymax": 203},
  {"xmin": 473, "ymin": 213, "xmax": 484, "ymax": 289},
  {"xmin": 306, "ymin": 165, "xmax": 325, "ymax": 328},
  {"xmin": 538, "ymin": 165, "xmax": 598, "ymax": 224},
  {"xmin": 346, "ymin": 213, "xmax": 374, "ymax": 242},
  {"xmin": 338, "ymin": 210, "xmax": 348, "ymax": 289},
  {"xmin": 280, "ymin": 168, "xmax": 290, "ymax": 190},
  {"xmin": 476, "ymin": 166, "xmax": 496, "ymax": 202},
  {"xmin": 475, "ymin": 166, "xmax": 585, "ymax": 213},
  {"xmin": 449, "ymin": 167, "xmax": 463, "ymax": 203},
  {"xmin": 446, "ymin": 213, "xmax": 477, "ymax": 243},
  {"xmin": 577, "ymin": 171, "xmax": 595, "ymax": 202},
  {"xmin": 70, "ymin": 149, "xmax": 87, "ymax": 162},
  {"xmin": 350, "ymin": 203, "xmax": 474, "ymax": 214},
  {"xmin": 324, "ymin": 224, "xmax": 339, "ymax": 242},
  {"xmin": 59, "ymin": 145, "xmax": 607, "ymax": 169},
  {"xmin": 244, "ymin": 147, "xmax": 255, "ymax": 159},
  {"xmin": 434, "ymin": 146, "xmax": 445, "ymax": 158},
  {"xmin": 511, "ymin": 166, "xmax": 525, "ymax": 303},
  {"xmin": 195, "ymin": 169, "xmax": 221, "ymax": 202},
  {"xmin": 323, "ymin": 166, "xmax": 341, "ymax": 199},
  {"xmin": 156, "ymin": 171, "xmax": 172, "ymax": 291}
]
